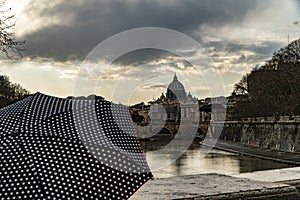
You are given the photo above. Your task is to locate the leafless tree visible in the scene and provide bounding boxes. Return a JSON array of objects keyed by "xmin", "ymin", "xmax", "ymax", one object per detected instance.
[{"xmin": 0, "ymin": 0, "xmax": 25, "ymax": 58}]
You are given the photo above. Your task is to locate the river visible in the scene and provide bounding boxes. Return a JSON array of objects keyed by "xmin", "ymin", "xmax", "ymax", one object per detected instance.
[{"xmin": 141, "ymin": 138, "xmax": 293, "ymax": 178}]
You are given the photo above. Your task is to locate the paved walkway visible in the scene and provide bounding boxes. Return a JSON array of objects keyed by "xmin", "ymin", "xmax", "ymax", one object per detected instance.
[{"xmin": 213, "ymin": 140, "xmax": 300, "ymax": 165}]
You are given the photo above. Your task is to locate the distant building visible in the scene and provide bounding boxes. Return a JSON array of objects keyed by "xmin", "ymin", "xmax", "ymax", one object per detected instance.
[
  {"xmin": 130, "ymin": 74, "xmax": 227, "ymax": 135},
  {"xmin": 147, "ymin": 74, "xmax": 201, "ymax": 131},
  {"xmin": 165, "ymin": 74, "xmax": 187, "ymax": 100}
]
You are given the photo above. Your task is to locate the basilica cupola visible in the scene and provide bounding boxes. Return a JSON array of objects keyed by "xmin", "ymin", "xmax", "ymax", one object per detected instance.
[{"xmin": 166, "ymin": 74, "xmax": 187, "ymax": 100}]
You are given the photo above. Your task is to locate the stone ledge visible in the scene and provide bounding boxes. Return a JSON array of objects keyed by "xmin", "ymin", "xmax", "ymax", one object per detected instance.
[
  {"xmin": 233, "ymin": 167, "xmax": 300, "ymax": 195},
  {"xmin": 233, "ymin": 167, "xmax": 300, "ymax": 183},
  {"xmin": 130, "ymin": 174, "xmax": 299, "ymax": 200}
]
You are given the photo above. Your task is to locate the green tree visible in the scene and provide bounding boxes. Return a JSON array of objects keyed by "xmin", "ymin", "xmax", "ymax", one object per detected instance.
[
  {"xmin": 231, "ymin": 38, "xmax": 300, "ymax": 117},
  {"xmin": 233, "ymin": 74, "xmax": 249, "ymax": 95},
  {"xmin": 0, "ymin": 73, "xmax": 30, "ymax": 107},
  {"xmin": 0, "ymin": 74, "xmax": 12, "ymax": 98},
  {"xmin": 264, "ymin": 38, "xmax": 300, "ymax": 69},
  {"xmin": 11, "ymin": 83, "xmax": 30, "ymax": 99}
]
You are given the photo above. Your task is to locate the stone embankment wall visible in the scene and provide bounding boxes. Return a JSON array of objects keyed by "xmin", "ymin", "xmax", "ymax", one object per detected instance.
[{"xmin": 220, "ymin": 116, "xmax": 300, "ymax": 152}]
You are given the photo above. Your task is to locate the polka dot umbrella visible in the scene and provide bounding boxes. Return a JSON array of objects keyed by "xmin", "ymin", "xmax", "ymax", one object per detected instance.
[{"xmin": 0, "ymin": 92, "xmax": 153, "ymax": 199}]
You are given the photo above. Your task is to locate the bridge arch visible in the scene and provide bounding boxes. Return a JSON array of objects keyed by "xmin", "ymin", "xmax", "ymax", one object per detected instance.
[{"xmin": 151, "ymin": 126, "xmax": 174, "ymax": 137}]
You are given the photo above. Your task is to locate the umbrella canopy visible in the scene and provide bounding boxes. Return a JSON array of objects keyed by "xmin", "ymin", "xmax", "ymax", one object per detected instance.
[{"xmin": 0, "ymin": 93, "xmax": 152, "ymax": 199}]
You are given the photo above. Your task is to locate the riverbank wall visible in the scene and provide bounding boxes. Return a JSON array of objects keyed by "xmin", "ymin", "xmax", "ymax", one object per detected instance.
[{"xmin": 219, "ymin": 118, "xmax": 300, "ymax": 152}]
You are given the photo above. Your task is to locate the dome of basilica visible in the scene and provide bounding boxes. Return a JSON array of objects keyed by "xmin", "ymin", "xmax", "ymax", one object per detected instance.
[{"xmin": 166, "ymin": 74, "xmax": 187, "ymax": 100}]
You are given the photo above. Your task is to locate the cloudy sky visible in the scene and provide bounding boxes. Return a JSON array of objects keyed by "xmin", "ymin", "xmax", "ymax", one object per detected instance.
[{"xmin": 1, "ymin": 0, "xmax": 300, "ymax": 104}]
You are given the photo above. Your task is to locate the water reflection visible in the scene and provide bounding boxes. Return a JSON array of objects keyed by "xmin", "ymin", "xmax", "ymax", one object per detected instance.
[{"xmin": 141, "ymin": 139, "xmax": 293, "ymax": 178}]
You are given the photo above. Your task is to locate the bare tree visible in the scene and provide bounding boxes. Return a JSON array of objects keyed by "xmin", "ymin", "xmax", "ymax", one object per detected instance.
[{"xmin": 0, "ymin": 0, "xmax": 25, "ymax": 58}]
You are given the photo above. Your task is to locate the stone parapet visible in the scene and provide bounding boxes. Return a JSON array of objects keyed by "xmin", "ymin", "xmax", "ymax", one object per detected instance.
[{"xmin": 130, "ymin": 174, "xmax": 299, "ymax": 200}]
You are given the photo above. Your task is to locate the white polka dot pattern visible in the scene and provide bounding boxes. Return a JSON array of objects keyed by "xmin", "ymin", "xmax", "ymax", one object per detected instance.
[
  {"xmin": 0, "ymin": 135, "xmax": 43, "ymax": 199},
  {"xmin": 0, "ymin": 93, "xmax": 153, "ymax": 199},
  {"xmin": 73, "ymin": 100, "xmax": 150, "ymax": 173},
  {"xmin": 0, "ymin": 96, "xmax": 33, "ymax": 135}
]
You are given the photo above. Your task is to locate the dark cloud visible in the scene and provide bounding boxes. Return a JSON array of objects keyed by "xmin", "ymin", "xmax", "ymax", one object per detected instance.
[
  {"xmin": 205, "ymin": 39, "xmax": 284, "ymax": 66},
  {"xmin": 206, "ymin": 40, "xmax": 283, "ymax": 55},
  {"xmin": 292, "ymin": 20, "xmax": 300, "ymax": 26},
  {"xmin": 231, "ymin": 54, "xmax": 270, "ymax": 65},
  {"xmin": 21, "ymin": 0, "xmax": 260, "ymax": 61},
  {"xmin": 230, "ymin": 41, "xmax": 283, "ymax": 55},
  {"xmin": 112, "ymin": 49, "xmax": 194, "ymax": 70},
  {"xmin": 113, "ymin": 49, "xmax": 170, "ymax": 66},
  {"xmin": 141, "ymin": 84, "xmax": 168, "ymax": 90},
  {"xmin": 108, "ymin": 39, "xmax": 284, "ymax": 74}
]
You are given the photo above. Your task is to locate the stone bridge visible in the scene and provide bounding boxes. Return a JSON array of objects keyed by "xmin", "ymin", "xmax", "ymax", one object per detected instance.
[{"xmin": 135, "ymin": 122, "xmax": 211, "ymax": 138}]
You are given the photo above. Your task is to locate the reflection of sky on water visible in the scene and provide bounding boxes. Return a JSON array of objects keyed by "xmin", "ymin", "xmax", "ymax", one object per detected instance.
[{"xmin": 145, "ymin": 146, "xmax": 292, "ymax": 178}]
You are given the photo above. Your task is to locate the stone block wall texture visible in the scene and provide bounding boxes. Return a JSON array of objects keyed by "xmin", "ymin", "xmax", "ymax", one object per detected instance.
[{"xmin": 220, "ymin": 122, "xmax": 300, "ymax": 152}]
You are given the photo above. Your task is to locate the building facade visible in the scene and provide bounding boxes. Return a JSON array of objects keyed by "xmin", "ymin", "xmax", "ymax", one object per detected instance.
[{"xmin": 147, "ymin": 74, "xmax": 202, "ymax": 133}]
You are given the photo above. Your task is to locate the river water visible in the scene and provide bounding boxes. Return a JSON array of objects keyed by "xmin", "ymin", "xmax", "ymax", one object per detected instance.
[{"xmin": 141, "ymin": 138, "xmax": 293, "ymax": 178}]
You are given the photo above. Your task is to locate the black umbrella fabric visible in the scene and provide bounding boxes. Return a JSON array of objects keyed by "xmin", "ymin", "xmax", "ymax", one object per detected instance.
[{"xmin": 0, "ymin": 93, "xmax": 152, "ymax": 199}]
